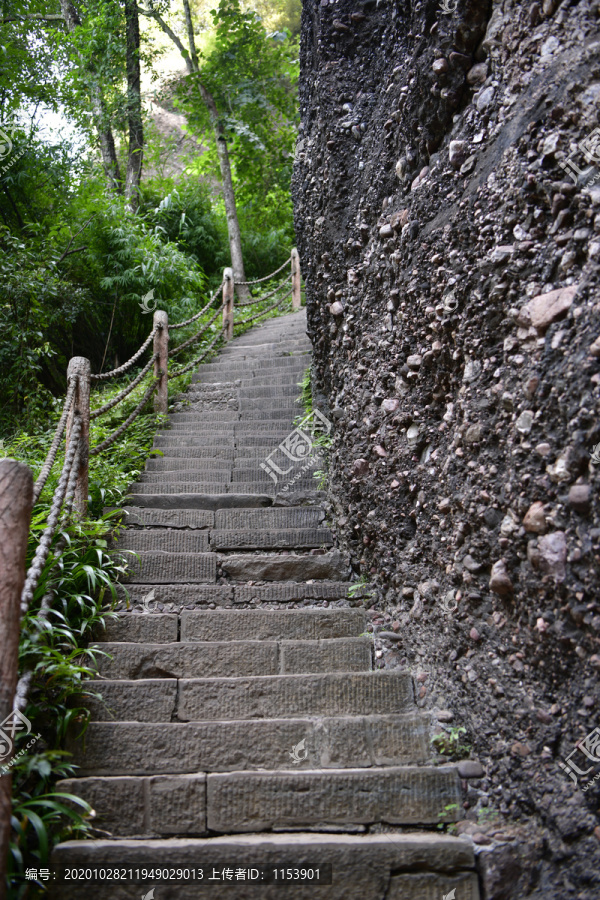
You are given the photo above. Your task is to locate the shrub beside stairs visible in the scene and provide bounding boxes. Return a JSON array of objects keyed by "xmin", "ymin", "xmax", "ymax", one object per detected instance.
[{"xmin": 50, "ymin": 309, "xmax": 480, "ymax": 899}]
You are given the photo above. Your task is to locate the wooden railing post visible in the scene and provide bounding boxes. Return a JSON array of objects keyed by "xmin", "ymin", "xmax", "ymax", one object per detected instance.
[
  {"xmin": 0, "ymin": 459, "xmax": 33, "ymax": 899},
  {"xmin": 291, "ymin": 248, "xmax": 302, "ymax": 310},
  {"xmin": 223, "ymin": 268, "xmax": 234, "ymax": 341},
  {"xmin": 66, "ymin": 357, "xmax": 90, "ymax": 517},
  {"xmin": 153, "ymin": 310, "xmax": 169, "ymax": 415}
]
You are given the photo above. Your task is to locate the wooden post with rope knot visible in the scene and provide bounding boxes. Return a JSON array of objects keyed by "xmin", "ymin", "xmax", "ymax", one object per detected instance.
[
  {"xmin": 223, "ymin": 268, "xmax": 234, "ymax": 341},
  {"xmin": 153, "ymin": 310, "xmax": 169, "ymax": 415},
  {"xmin": 291, "ymin": 248, "xmax": 302, "ymax": 310},
  {"xmin": 66, "ymin": 357, "xmax": 90, "ymax": 517},
  {"xmin": 0, "ymin": 459, "xmax": 33, "ymax": 899}
]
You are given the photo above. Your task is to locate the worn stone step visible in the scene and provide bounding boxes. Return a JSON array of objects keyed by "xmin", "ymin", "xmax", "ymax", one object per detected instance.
[
  {"xmin": 119, "ymin": 551, "xmax": 217, "ymax": 583},
  {"xmin": 114, "ymin": 530, "xmax": 210, "ymax": 553},
  {"xmin": 145, "ymin": 458, "xmax": 233, "ymax": 472},
  {"xmin": 101, "ymin": 608, "xmax": 365, "ymax": 644},
  {"xmin": 220, "ymin": 550, "xmax": 349, "ymax": 582},
  {"xmin": 154, "ymin": 434, "xmax": 235, "ymax": 446},
  {"xmin": 139, "ymin": 471, "xmax": 230, "ymax": 484},
  {"xmin": 110, "ymin": 507, "xmax": 215, "ymax": 528},
  {"xmin": 232, "ymin": 581, "xmax": 352, "ymax": 603},
  {"xmin": 179, "ymin": 608, "xmax": 365, "ymax": 641},
  {"xmin": 220, "ymin": 343, "xmax": 310, "ymax": 357},
  {"xmin": 207, "ymin": 767, "xmax": 462, "ymax": 833},
  {"xmin": 129, "ymin": 482, "xmax": 245, "ymax": 495},
  {"xmin": 50, "ymin": 833, "xmax": 478, "ymax": 900},
  {"xmin": 237, "ymin": 385, "xmax": 299, "ymax": 398},
  {"xmin": 126, "ymin": 493, "xmax": 273, "ymax": 510},
  {"xmin": 211, "ymin": 528, "xmax": 332, "ymax": 550},
  {"xmin": 192, "ymin": 365, "xmax": 308, "ymax": 383},
  {"xmin": 178, "ymin": 671, "xmax": 412, "ymax": 721},
  {"xmin": 230, "ymin": 466, "xmax": 318, "ymax": 481},
  {"xmin": 69, "ymin": 714, "xmax": 430, "ymax": 775},
  {"xmin": 114, "ymin": 583, "xmax": 234, "ymax": 612},
  {"xmin": 94, "ymin": 638, "xmax": 372, "ymax": 679},
  {"xmin": 169, "ymin": 411, "xmax": 240, "ymax": 423},
  {"xmin": 214, "ymin": 508, "xmax": 324, "ymax": 529}
]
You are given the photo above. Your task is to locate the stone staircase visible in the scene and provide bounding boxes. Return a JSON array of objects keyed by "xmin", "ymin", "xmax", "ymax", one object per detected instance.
[{"xmin": 51, "ymin": 310, "xmax": 480, "ymax": 898}]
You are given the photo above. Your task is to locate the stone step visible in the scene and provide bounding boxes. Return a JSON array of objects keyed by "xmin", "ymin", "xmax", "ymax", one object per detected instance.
[
  {"xmin": 101, "ymin": 608, "xmax": 366, "ymax": 643},
  {"xmin": 115, "ymin": 581, "xmax": 352, "ymax": 612},
  {"xmin": 193, "ymin": 361, "xmax": 309, "ymax": 378},
  {"xmin": 50, "ymin": 833, "xmax": 478, "ymax": 900},
  {"xmin": 214, "ymin": 508, "xmax": 325, "ymax": 529},
  {"xmin": 210, "ymin": 528, "xmax": 332, "ymax": 550},
  {"xmin": 220, "ymin": 342, "xmax": 310, "ymax": 356},
  {"xmin": 69, "ymin": 714, "xmax": 430, "ymax": 775},
  {"xmin": 81, "ymin": 670, "xmax": 410, "ymax": 723},
  {"xmin": 115, "ymin": 530, "xmax": 210, "ymax": 553},
  {"xmin": 94, "ymin": 638, "xmax": 372, "ymax": 679},
  {"xmin": 112, "ymin": 507, "xmax": 215, "ymax": 528},
  {"xmin": 129, "ymin": 483, "xmax": 255, "ymax": 495},
  {"xmin": 119, "ymin": 551, "xmax": 217, "ymax": 583},
  {"xmin": 145, "ymin": 458, "xmax": 234, "ymax": 472},
  {"xmin": 232, "ymin": 581, "xmax": 352, "ymax": 603},
  {"xmin": 219, "ymin": 550, "xmax": 350, "ymax": 582},
  {"xmin": 238, "ymin": 385, "xmax": 300, "ymax": 398},
  {"xmin": 57, "ymin": 766, "xmax": 461, "ymax": 837},
  {"xmin": 125, "ymin": 493, "xmax": 274, "ymax": 510},
  {"xmin": 140, "ymin": 471, "xmax": 230, "ymax": 484}
]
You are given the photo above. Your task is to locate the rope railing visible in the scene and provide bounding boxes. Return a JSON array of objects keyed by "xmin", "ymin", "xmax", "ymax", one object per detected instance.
[{"xmin": 0, "ymin": 247, "xmax": 303, "ymax": 720}]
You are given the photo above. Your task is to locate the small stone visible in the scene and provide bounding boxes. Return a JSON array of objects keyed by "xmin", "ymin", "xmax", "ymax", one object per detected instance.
[
  {"xmin": 432, "ymin": 58, "xmax": 449, "ymax": 75},
  {"xmin": 352, "ymin": 458, "xmax": 369, "ymax": 476},
  {"xmin": 535, "ymin": 442, "xmax": 552, "ymax": 457},
  {"xmin": 332, "ymin": 18, "xmax": 351, "ymax": 32},
  {"xmin": 537, "ymin": 531, "xmax": 567, "ymax": 582},
  {"xmin": 390, "ymin": 209, "xmax": 409, "ymax": 230},
  {"xmin": 470, "ymin": 627, "xmax": 481, "ymax": 641},
  {"xmin": 379, "ymin": 223, "xmax": 393, "ymax": 239},
  {"xmin": 437, "ymin": 710, "xmax": 454, "ymax": 723},
  {"xmin": 589, "ymin": 336, "xmax": 600, "ymax": 357},
  {"xmin": 465, "ymin": 424, "xmax": 484, "ymax": 443},
  {"xmin": 449, "ymin": 140, "xmax": 468, "ymax": 168},
  {"xmin": 516, "ymin": 410, "xmax": 534, "ymax": 434},
  {"xmin": 330, "ymin": 301, "xmax": 344, "ymax": 316},
  {"xmin": 438, "ymin": 498, "xmax": 452, "ymax": 512},
  {"xmin": 472, "ymin": 832, "xmax": 493, "ymax": 845},
  {"xmin": 511, "ymin": 741, "xmax": 531, "ymax": 757},
  {"xmin": 489, "ymin": 559, "xmax": 513, "ymax": 596},
  {"xmin": 523, "ymin": 501, "xmax": 547, "ymax": 534},
  {"xmin": 569, "ymin": 483, "xmax": 591, "ymax": 514},
  {"xmin": 516, "ymin": 284, "xmax": 578, "ymax": 332},
  {"xmin": 406, "ymin": 425, "xmax": 420, "ymax": 446},
  {"xmin": 458, "ymin": 760, "xmax": 484, "ymax": 778},
  {"xmin": 379, "ymin": 631, "xmax": 403, "ymax": 642},
  {"xmin": 381, "ymin": 398, "xmax": 400, "ymax": 413},
  {"xmin": 374, "ymin": 445, "xmax": 388, "ymax": 458},
  {"xmin": 467, "ymin": 62, "xmax": 488, "ymax": 85},
  {"xmin": 463, "ymin": 359, "xmax": 482, "ymax": 384},
  {"xmin": 536, "ymin": 709, "xmax": 553, "ymax": 724},
  {"xmin": 476, "ymin": 86, "xmax": 495, "ymax": 110},
  {"xmin": 406, "ymin": 354, "xmax": 422, "ymax": 368}
]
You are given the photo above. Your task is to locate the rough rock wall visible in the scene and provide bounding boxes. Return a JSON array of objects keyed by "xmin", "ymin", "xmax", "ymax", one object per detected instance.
[{"xmin": 292, "ymin": 0, "xmax": 600, "ymax": 896}]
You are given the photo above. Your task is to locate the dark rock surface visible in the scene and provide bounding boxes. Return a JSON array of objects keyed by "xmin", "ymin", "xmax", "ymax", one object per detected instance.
[{"xmin": 293, "ymin": 0, "xmax": 600, "ymax": 896}]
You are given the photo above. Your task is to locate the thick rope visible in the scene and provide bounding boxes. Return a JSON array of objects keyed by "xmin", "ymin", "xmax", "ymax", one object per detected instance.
[
  {"xmin": 20, "ymin": 418, "xmax": 82, "ymax": 616},
  {"xmin": 169, "ymin": 330, "xmax": 223, "ymax": 379},
  {"xmin": 32, "ymin": 376, "xmax": 78, "ymax": 505},
  {"xmin": 169, "ymin": 284, "xmax": 226, "ymax": 330},
  {"xmin": 90, "ymin": 354, "xmax": 158, "ymax": 420},
  {"xmin": 169, "ymin": 303, "xmax": 225, "ymax": 359},
  {"xmin": 90, "ymin": 325, "xmax": 158, "ymax": 381},
  {"xmin": 234, "ymin": 285, "xmax": 293, "ymax": 327},
  {"xmin": 234, "ymin": 273, "xmax": 292, "ymax": 307},
  {"xmin": 89, "ymin": 380, "xmax": 158, "ymax": 456},
  {"xmin": 233, "ymin": 257, "xmax": 290, "ymax": 286}
]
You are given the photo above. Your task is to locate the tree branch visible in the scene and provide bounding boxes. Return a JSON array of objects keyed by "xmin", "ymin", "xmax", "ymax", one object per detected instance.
[
  {"xmin": 56, "ymin": 213, "xmax": 96, "ymax": 264},
  {"xmin": 0, "ymin": 14, "xmax": 65, "ymax": 24}
]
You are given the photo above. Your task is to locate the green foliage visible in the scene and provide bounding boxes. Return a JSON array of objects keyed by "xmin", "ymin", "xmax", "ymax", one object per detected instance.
[
  {"xmin": 431, "ymin": 726, "xmax": 471, "ymax": 760},
  {"xmin": 348, "ymin": 576, "xmax": 375, "ymax": 600},
  {"xmin": 436, "ymin": 803, "xmax": 460, "ymax": 834}
]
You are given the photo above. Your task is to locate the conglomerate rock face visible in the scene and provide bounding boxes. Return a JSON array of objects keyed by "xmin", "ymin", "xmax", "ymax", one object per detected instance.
[{"xmin": 292, "ymin": 0, "xmax": 600, "ymax": 895}]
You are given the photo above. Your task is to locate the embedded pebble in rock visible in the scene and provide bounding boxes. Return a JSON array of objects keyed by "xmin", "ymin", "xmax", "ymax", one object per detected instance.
[
  {"xmin": 568, "ymin": 483, "xmax": 591, "ymax": 514},
  {"xmin": 448, "ymin": 140, "xmax": 468, "ymax": 168},
  {"xmin": 523, "ymin": 502, "xmax": 547, "ymax": 534},
  {"xmin": 489, "ymin": 560, "xmax": 514, "ymax": 596},
  {"xmin": 536, "ymin": 532, "xmax": 567, "ymax": 582}
]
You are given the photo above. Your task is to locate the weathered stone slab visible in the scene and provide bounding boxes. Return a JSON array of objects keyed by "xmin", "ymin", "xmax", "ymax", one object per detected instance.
[
  {"xmin": 120, "ymin": 551, "xmax": 217, "ymax": 583},
  {"xmin": 151, "ymin": 443, "xmax": 234, "ymax": 458},
  {"xmin": 110, "ymin": 507, "xmax": 214, "ymax": 528},
  {"xmin": 238, "ymin": 385, "xmax": 299, "ymax": 398},
  {"xmin": 140, "ymin": 471, "xmax": 229, "ymax": 484},
  {"xmin": 127, "ymin": 493, "xmax": 273, "ymax": 510},
  {"xmin": 220, "ymin": 551, "xmax": 350, "ymax": 582},
  {"xmin": 77, "ymin": 679, "xmax": 177, "ymax": 722},
  {"xmin": 233, "ymin": 582, "xmax": 350, "ymax": 603},
  {"xmin": 170, "ymin": 411, "xmax": 240, "ymax": 423},
  {"xmin": 211, "ymin": 529, "xmax": 332, "ymax": 550},
  {"xmin": 115, "ymin": 584, "xmax": 233, "ymax": 612},
  {"xmin": 225, "ymin": 482, "xmax": 277, "ymax": 494},
  {"xmin": 50, "ymin": 833, "xmax": 476, "ymax": 900},
  {"xmin": 115, "ymin": 530, "xmax": 210, "ymax": 553},
  {"xmin": 58, "ymin": 775, "xmax": 206, "ymax": 837},
  {"xmin": 280, "ymin": 638, "xmax": 371, "ymax": 673},
  {"xmin": 96, "ymin": 614, "xmax": 177, "ymax": 643},
  {"xmin": 130, "ymin": 483, "xmax": 231, "ymax": 494},
  {"xmin": 153, "ymin": 435, "xmax": 235, "ymax": 447},
  {"xmin": 229, "ymin": 468, "xmax": 318, "ymax": 482},
  {"xmin": 178, "ymin": 671, "xmax": 414, "ymax": 720},
  {"xmin": 215, "ymin": 508, "xmax": 324, "ymax": 529},
  {"xmin": 180, "ymin": 608, "xmax": 366, "ymax": 642},
  {"xmin": 94, "ymin": 641, "xmax": 280, "ymax": 679},
  {"xmin": 69, "ymin": 715, "xmax": 428, "ymax": 775},
  {"xmin": 145, "ymin": 458, "xmax": 232, "ymax": 472},
  {"xmin": 207, "ymin": 767, "xmax": 462, "ymax": 831}
]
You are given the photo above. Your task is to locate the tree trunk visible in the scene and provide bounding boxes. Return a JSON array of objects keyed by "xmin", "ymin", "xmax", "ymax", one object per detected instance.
[
  {"xmin": 60, "ymin": 0, "xmax": 123, "ymax": 193},
  {"xmin": 124, "ymin": 0, "xmax": 143, "ymax": 212}
]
